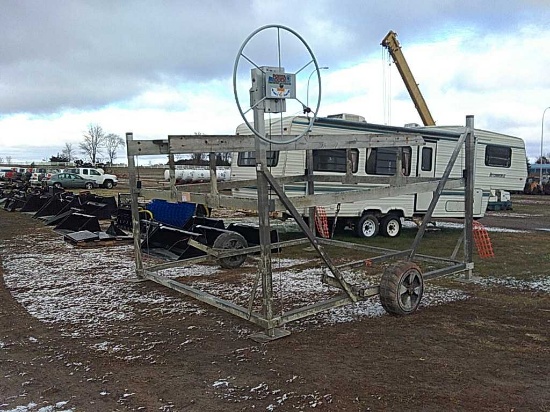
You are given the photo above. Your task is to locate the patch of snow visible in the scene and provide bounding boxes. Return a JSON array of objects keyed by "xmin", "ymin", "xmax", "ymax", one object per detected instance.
[
  {"xmin": 0, "ymin": 402, "xmax": 73, "ymax": 412},
  {"xmin": 402, "ymin": 220, "xmax": 527, "ymax": 233},
  {"xmin": 471, "ymin": 276, "xmax": 550, "ymax": 293},
  {"xmin": 0, "ymin": 236, "xmax": 200, "ymax": 338}
]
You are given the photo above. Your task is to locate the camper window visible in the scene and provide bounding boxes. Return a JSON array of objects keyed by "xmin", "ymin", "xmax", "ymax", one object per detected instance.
[
  {"xmin": 237, "ymin": 151, "xmax": 279, "ymax": 167},
  {"xmin": 421, "ymin": 147, "xmax": 433, "ymax": 171},
  {"xmin": 485, "ymin": 145, "xmax": 511, "ymax": 168},
  {"xmin": 312, "ymin": 149, "xmax": 359, "ymax": 173},
  {"xmin": 366, "ymin": 147, "xmax": 412, "ymax": 176}
]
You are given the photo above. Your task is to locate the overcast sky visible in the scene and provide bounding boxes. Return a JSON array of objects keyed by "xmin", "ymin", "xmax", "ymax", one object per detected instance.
[{"xmin": 1, "ymin": 0, "xmax": 549, "ymax": 164}]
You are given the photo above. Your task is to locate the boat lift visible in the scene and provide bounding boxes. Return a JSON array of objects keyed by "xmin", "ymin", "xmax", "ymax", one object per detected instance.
[{"xmin": 125, "ymin": 25, "xmax": 476, "ymax": 341}]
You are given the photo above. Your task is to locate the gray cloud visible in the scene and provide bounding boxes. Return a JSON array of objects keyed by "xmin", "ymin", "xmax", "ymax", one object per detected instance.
[{"xmin": 1, "ymin": 0, "xmax": 548, "ymax": 115}]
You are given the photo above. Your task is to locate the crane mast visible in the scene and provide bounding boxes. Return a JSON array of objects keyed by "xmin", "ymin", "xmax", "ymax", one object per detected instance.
[{"xmin": 381, "ymin": 30, "xmax": 436, "ymax": 126}]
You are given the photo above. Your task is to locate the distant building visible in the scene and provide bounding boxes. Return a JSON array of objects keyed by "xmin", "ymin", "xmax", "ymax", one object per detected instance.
[{"xmin": 528, "ymin": 164, "xmax": 550, "ymax": 182}]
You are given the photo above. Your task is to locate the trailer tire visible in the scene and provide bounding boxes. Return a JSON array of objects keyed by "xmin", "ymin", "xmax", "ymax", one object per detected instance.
[
  {"xmin": 380, "ymin": 261, "xmax": 423, "ymax": 316},
  {"xmin": 355, "ymin": 214, "xmax": 379, "ymax": 238},
  {"xmin": 380, "ymin": 215, "xmax": 402, "ymax": 238},
  {"xmin": 213, "ymin": 232, "xmax": 248, "ymax": 269}
]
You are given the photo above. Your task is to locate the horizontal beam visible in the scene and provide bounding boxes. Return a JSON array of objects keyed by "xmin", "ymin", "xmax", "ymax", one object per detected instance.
[
  {"xmin": 178, "ymin": 174, "xmax": 308, "ymax": 193},
  {"xmin": 127, "ymin": 139, "xmax": 170, "ymax": 156},
  {"xmin": 272, "ymin": 294, "xmax": 354, "ymax": 326},
  {"xmin": 423, "ymin": 263, "xmax": 468, "ymax": 280},
  {"xmin": 127, "ymin": 133, "xmax": 426, "ymax": 156},
  {"xmin": 143, "ymin": 270, "xmax": 269, "ymax": 328}
]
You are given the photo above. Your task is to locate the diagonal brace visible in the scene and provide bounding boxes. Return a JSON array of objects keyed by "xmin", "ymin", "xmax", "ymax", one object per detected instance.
[{"xmin": 259, "ymin": 166, "xmax": 358, "ymax": 302}]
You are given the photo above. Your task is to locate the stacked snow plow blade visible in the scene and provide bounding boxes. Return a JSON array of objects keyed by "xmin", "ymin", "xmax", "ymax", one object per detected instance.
[
  {"xmin": 138, "ymin": 202, "xmax": 278, "ymax": 266},
  {"xmin": 1, "ymin": 185, "xmax": 277, "ymax": 265},
  {"xmin": 0, "ymin": 184, "xmax": 131, "ymax": 247}
]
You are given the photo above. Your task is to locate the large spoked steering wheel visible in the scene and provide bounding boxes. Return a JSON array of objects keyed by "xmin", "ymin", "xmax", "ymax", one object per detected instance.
[{"xmin": 233, "ymin": 24, "xmax": 322, "ymax": 145}]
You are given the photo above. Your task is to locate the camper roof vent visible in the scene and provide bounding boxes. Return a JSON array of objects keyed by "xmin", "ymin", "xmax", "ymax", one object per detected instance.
[{"xmin": 327, "ymin": 113, "xmax": 366, "ymax": 122}]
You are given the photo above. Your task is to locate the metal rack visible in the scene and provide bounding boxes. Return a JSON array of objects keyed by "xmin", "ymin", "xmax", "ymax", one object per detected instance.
[{"xmin": 125, "ymin": 115, "xmax": 475, "ymax": 341}]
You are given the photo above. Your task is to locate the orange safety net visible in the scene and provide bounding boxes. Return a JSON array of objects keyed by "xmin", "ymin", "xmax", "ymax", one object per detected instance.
[
  {"xmin": 473, "ymin": 221, "xmax": 494, "ymax": 258},
  {"xmin": 314, "ymin": 206, "xmax": 330, "ymax": 239}
]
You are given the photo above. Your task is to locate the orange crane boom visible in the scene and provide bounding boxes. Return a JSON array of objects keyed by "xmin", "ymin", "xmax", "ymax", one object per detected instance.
[{"xmin": 381, "ymin": 30, "xmax": 436, "ymax": 126}]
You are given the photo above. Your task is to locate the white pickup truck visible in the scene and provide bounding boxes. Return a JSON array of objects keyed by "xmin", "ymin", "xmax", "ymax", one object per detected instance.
[{"xmin": 64, "ymin": 167, "xmax": 118, "ymax": 189}]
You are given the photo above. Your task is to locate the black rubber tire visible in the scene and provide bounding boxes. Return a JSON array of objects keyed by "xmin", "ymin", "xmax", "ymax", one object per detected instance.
[
  {"xmin": 355, "ymin": 214, "xmax": 379, "ymax": 238},
  {"xmin": 53, "ymin": 182, "xmax": 62, "ymax": 189},
  {"xmin": 84, "ymin": 182, "xmax": 94, "ymax": 190},
  {"xmin": 103, "ymin": 180, "xmax": 114, "ymax": 189},
  {"xmin": 380, "ymin": 215, "xmax": 402, "ymax": 238},
  {"xmin": 380, "ymin": 261, "xmax": 424, "ymax": 316},
  {"xmin": 213, "ymin": 232, "xmax": 248, "ymax": 269}
]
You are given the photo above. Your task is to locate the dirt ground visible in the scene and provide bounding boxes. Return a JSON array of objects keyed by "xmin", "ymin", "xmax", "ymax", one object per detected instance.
[{"xmin": 1, "ymin": 195, "xmax": 549, "ymax": 411}]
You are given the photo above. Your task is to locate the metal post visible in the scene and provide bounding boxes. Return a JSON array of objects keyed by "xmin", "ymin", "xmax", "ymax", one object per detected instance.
[
  {"xmin": 209, "ymin": 152, "xmax": 218, "ymax": 197},
  {"xmin": 253, "ymin": 107, "xmax": 274, "ymax": 336},
  {"xmin": 464, "ymin": 115, "xmax": 475, "ymax": 279},
  {"xmin": 541, "ymin": 107, "xmax": 550, "ymax": 185},
  {"xmin": 306, "ymin": 66, "xmax": 328, "ymax": 111},
  {"xmin": 126, "ymin": 132, "xmax": 144, "ymax": 278},
  {"xmin": 306, "ymin": 149, "xmax": 315, "ymax": 233},
  {"xmin": 168, "ymin": 153, "xmax": 176, "ymax": 201}
]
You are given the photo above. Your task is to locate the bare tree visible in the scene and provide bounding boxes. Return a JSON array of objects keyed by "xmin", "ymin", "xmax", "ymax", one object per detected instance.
[
  {"xmin": 190, "ymin": 132, "xmax": 206, "ymax": 164},
  {"xmin": 80, "ymin": 123, "xmax": 105, "ymax": 164},
  {"xmin": 217, "ymin": 152, "xmax": 231, "ymax": 165},
  {"xmin": 104, "ymin": 133, "xmax": 125, "ymax": 166},
  {"xmin": 5, "ymin": 156, "xmax": 12, "ymax": 165},
  {"xmin": 0, "ymin": 156, "xmax": 4, "ymax": 164},
  {"xmin": 62, "ymin": 142, "xmax": 76, "ymax": 162}
]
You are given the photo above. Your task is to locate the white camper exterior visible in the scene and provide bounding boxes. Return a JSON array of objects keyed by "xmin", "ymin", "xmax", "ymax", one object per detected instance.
[{"xmin": 231, "ymin": 115, "xmax": 527, "ymax": 238}]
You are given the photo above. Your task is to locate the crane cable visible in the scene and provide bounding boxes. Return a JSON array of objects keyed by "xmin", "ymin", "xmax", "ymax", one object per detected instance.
[{"xmin": 382, "ymin": 47, "xmax": 392, "ymax": 125}]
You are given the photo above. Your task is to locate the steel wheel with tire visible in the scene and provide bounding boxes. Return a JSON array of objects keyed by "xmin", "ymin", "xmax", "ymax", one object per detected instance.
[
  {"xmin": 53, "ymin": 182, "xmax": 62, "ymax": 189},
  {"xmin": 355, "ymin": 214, "xmax": 379, "ymax": 238},
  {"xmin": 380, "ymin": 215, "xmax": 402, "ymax": 238},
  {"xmin": 380, "ymin": 261, "xmax": 424, "ymax": 316},
  {"xmin": 213, "ymin": 232, "xmax": 248, "ymax": 269},
  {"xmin": 104, "ymin": 180, "xmax": 113, "ymax": 189},
  {"xmin": 84, "ymin": 182, "xmax": 94, "ymax": 190}
]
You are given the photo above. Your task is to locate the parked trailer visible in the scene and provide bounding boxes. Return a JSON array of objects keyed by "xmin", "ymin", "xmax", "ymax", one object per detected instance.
[{"xmin": 231, "ymin": 114, "xmax": 527, "ymax": 238}]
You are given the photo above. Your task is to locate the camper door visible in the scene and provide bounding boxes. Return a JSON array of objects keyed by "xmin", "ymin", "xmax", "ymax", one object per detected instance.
[{"xmin": 415, "ymin": 143, "xmax": 437, "ymax": 211}]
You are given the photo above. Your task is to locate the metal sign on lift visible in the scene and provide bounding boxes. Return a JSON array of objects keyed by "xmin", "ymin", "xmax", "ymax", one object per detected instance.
[{"xmin": 266, "ymin": 72, "xmax": 296, "ymax": 99}]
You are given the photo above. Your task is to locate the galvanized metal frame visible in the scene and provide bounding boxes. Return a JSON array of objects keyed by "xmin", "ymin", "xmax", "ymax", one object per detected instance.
[{"xmin": 125, "ymin": 116, "xmax": 475, "ymax": 340}]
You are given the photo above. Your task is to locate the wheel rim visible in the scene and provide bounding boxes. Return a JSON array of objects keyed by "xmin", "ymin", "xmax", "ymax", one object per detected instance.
[
  {"xmin": 386, "ymin": 219, "xmax": 400, "ymax": 236},
  {"xmin": 398, "ymin": 270, "xmax": 423, "ymax": 312},
  {"xmin": 222, "ymin": 239, "xmax": 244, "ymax": 263},
  {"xmin": 362, "ymin": 219, "xmax": 376, "ymax": 237}
]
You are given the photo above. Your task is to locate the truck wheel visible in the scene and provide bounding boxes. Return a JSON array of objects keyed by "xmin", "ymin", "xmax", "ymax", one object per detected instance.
[
  {"xmin": 103, "ymin": 180, "xmax": 114, "ymax": 189},
  {"xmin": 355, "ymin": 214, "xmax": 379, "ymax": 238},
  {"xmin": 380, "ymin": 215, "xmax": 402, "ymax": 237},
  {"xmin": 213, "ymin": 232, "xmax": 248, "ymax": 269},
  {"xmin": 380, "ymin": 261, "xmax": 423, "ymax": 316},
  {"xmin": 84, "ymin": 182, "xmax": 94, "ymax": 190}
]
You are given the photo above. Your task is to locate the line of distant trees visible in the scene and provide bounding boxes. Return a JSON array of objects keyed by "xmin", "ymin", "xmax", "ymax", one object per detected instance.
[
  {"xmin": 175, "ymin": 153, "xmax": 231, "ymax": 167},
  {"xmin": 173, "ymin": 132, "xmax": 231, "ymax": 166},
  {"xmin": 3, "ymin": 127, "xmax": 233, "ymax": 167}
]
